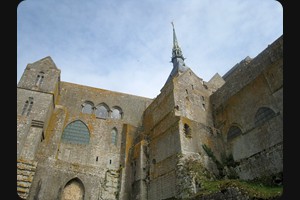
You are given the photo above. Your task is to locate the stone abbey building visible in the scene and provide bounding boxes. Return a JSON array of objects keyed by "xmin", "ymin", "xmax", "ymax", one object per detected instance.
[{"xmin": 17, "ymin": 25, "xmax": 283, "ymax": 200}]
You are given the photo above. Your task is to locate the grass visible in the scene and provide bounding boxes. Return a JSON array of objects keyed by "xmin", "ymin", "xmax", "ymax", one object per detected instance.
[{"xmin": 191, "ymin": 179, "xmax": 283, "ymax": 199}]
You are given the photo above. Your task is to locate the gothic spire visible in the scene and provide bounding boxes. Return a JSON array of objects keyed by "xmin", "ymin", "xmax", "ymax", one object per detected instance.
[
  {"xmin": 163, "ymin": 22, "xmax": 189, "ymax": 85},
  {"xmin": 171, "ymin": 22, "xmax": 184, "ymax": 62}
]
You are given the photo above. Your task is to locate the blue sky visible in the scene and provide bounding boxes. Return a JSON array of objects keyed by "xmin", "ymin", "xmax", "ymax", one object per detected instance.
[{"xmin": 17, "ymin": 0, "xmax": 283, "ymax": 99}]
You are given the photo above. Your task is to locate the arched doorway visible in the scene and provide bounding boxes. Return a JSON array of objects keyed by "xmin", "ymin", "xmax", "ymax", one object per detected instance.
[{"xmin": 61, "ymin": 178, "xmax": 85, "ymax": 200}]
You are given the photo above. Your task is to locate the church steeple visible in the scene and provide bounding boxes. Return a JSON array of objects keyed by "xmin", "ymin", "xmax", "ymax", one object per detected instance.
[
  {"xmin": 164, "ymin": 22, "xmax": 189, "ymax": 85},
  {"xmin": 171, "ymin": 22, "xmax": 185, "ymax": 62}
]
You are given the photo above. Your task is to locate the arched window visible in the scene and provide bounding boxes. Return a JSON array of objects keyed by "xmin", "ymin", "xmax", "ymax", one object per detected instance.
[
  {"xmin": 227, "ymin": 126, "xmax": 242, "ymax": 141},
  {"xmin": 111, "ymin": 128, "xmax": 118, "ymax": 145},
  {"xmin": 61, "ymin": 120, "xmax": 90, "ymax": 144},
  {"xmin": 21, "ymin": 97, "xmax": 34, "ymax": 116},
  {"xmin": 81, "ymin": 101, "xmax": 94, "ymax": 114},
  {"xmin": 61, "ymin": 178, "xmax": 85, "ymax": 200},
  {"xmin": 95, "ymin": 103, "xmax": 109, "ymax": 118},
  {"xmin": 35, "ymin": 72, "xmax": 44, "ymax": 87},
  {"xmin": 254, "ymin": 107, "xmax": 276, "ymax": 126},
  {"xmin": 111, "ymin": 106, "xmax": 122, "ymax": 119}
]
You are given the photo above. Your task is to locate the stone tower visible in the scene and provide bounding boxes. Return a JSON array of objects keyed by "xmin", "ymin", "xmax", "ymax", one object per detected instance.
[
  {"xmin": 17, "ymin": 56, "xmax": 61, "ymax": 198},
  {"xmin": 138, "ymin": 23, "xmax": 225, "ymax": 200}
]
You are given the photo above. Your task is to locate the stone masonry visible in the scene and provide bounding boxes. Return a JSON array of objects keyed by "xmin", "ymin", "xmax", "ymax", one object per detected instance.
[{"xmin": 17, "ymin": 28, "xmax": 283, "ymax": 199}]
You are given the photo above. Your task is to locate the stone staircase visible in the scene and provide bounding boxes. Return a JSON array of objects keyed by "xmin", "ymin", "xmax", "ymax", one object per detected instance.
[{"xmin": 17, "ymin": 159, "xmax": 38, "ymax": 199}]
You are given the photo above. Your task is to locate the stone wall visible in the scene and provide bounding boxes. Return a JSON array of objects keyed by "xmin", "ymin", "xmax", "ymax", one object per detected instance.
[
  {"xmin": 211, "ymin": 35, "xmax": 283, "ymax": 109},
  {"xmin": 143, "ymin": 82, "xmax": 175, "ymax": 132},
  {"xmin": 119, "ymin": 124, "xmax": 138, "ymax": 200},
  {"xmin": 17, "ymin": 89, "xmax": 54, "ymax": 123},
  {"xmin": 27, "ymin": 158, "xmax": 120, "ymax": 200},
  {"xmin": 179, "ymin": 117, "xmax": 225, "ymax": 165},
  {"xmin": 59, "ymin": 82, "xmax": 152, "ymax": 127},
  {"xmin": 22, "ymin": 77, "xmax": 152, "ymax": 199},
  {"xmin": 173, "ymin": 69, "xmax": 214, "ymax": 125},
  {"xmin": 147, "ymin": 123, "xmax": 181, "ymax": 200},
  {"xmin": 210, "ymin": 35, "xmax": 283, "ymax": 181},
  {"xmin": 143, "ymin": 78, "xmax": 181, "ymax": 200},
  {"xmin": 17, "ymin": 89, "xmax": 54, "ymax": 160},
  {"xmin": 207, "ymin": 73, "xmax": 225, "ymax": 92},
  {"xmin": 130, "ymin": 140, "xmax": 149, "ymax": 200},
  {"xmin": 17, "ymin": 116, "xmax": 31, "ymax": 157},
  {"xmin": 236, "ymin": 142, "xmax": 283, "ymax": 180},
  {"xmin": 230, "ymin": 115, "xmax": 282, "ymax": 161}
]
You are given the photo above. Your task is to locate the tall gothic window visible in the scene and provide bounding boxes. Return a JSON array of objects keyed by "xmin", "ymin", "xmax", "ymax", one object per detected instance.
[
  {"xmin": 61, "ymin": 120, "xmax": 90, "ymax": 144},
  {"xmin": 111, "ymin": 128, "xmax": 118, "ymax": 145},
  {"xmin": 254, "ymin": 107, "xmax": 276, "ymax": 126}
]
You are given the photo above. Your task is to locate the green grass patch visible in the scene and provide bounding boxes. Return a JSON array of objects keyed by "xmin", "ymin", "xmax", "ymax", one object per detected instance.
[{"xmin": 191, "ymin": 179, "xmax": 283, "ymax": 199}]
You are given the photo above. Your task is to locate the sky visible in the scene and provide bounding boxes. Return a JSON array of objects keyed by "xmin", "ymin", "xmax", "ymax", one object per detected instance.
[{"xmin": 17, "ymin": 0, "xmax": 283, "ymax": 99}]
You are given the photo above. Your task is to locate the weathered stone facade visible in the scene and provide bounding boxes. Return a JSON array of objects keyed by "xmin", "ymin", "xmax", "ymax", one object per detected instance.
[{"xmin": 17, "ymin": 29, "xmax": 283, "ymax": 199}]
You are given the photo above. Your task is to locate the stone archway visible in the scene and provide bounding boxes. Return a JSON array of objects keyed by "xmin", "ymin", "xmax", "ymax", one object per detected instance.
[{"xmin": 61, "ymin": 178, "xmax": 85, "ymax": 200}]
